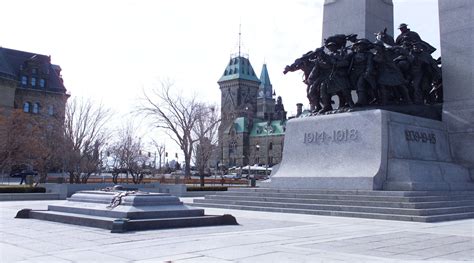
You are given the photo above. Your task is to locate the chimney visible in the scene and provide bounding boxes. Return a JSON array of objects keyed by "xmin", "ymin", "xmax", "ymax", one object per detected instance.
[{"xmin": 296, "ymin": 103, "xmax": 303, "ymax": 117}]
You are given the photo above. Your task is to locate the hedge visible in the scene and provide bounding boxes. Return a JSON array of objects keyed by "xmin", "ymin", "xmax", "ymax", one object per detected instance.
[
  {"xmin": 0, "ymin": 186, "xmax": 46, "ymax": 193},
  {"xmin": 187, "ymin": 186, "xmax": 228, "ymax": 192}
]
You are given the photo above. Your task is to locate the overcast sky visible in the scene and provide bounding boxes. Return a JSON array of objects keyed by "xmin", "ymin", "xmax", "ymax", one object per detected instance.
[{"xmin": 1, "ymin": 0, "xmax": 440, "ymax": 158}]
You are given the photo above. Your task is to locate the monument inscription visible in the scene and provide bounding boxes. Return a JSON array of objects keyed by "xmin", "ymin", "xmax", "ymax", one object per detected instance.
[
  {"xmin": 404, "ymin": 129, "xmax": 436, "ymax": 144},
  {"xmin": 303, "ymin": 128, "xmax": 359, "ymax": 144}
]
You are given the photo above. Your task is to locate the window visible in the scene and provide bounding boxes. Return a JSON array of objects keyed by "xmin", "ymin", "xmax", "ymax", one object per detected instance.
[
  {"xmin": 21, "ymin": 76, "xmax": 27, "ymax": 86},
  {"xmin": 39, "ymin": 79, "xmax": 45, "ymax": 88},
  {"xmin": 32, "ymin": 103, "xmax": 40, "ymax": 114},
  {"xmin": 23, "ymin": 102, "xmax": 30, "ymax": 112},
  {"xmin": 269, "ymin": 142, "xmax": 273, "ymax": 150},
  {"xmin": 32, "ymin": 68, "xmax": 37, "ymax": 74},
  {"xmin": 48, "ymin": 105, "xmax": 54, "ymax": 116},
  {"xmin": 31, "ymin": 77, "xmax": 36, "ymax": 87}
]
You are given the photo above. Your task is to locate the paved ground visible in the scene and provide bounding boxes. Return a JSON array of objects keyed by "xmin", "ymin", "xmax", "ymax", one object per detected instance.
[{"xmin": 0, "ymin": 199, "xmax": 473, "ymax": 262}]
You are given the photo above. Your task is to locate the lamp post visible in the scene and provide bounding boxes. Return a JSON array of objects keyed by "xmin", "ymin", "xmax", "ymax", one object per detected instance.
[{"xmin": 263, "ymin": 121, "xmax": 273, "ymax": 177}]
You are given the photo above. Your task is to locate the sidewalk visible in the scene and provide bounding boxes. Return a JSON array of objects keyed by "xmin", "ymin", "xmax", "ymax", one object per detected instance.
[{"xmin": 0, "ymin": 199, "xmax": 472, "ymax": 262}]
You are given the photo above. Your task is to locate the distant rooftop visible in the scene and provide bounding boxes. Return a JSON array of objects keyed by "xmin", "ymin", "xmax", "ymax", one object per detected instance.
[{"xmin": 218, "ymin": 55, "xmax": 260, "ymax": 83}]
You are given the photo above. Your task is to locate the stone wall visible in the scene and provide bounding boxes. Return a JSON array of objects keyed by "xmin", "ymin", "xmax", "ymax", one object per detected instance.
[{"xmin": 439, "ymin": 0, "xmax": 474, "ymax": 172}]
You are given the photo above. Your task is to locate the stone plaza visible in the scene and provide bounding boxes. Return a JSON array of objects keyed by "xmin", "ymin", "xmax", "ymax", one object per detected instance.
[
  {"xmin": 1, "ymin": 0, "xmax": 474, "ymax": 262},
  {"xmin": 1, "ymin": 199, "xmax": 473, "ymax": 262}
]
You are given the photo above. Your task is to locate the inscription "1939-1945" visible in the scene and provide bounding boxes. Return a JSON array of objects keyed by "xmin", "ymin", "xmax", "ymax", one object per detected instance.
[
  {"xmin": 304, "ymin": 129, "xmax": 359, "ymax": 144},
  {"xmin": 405, "ymin": 130, "xmax": 436, "ymax": 144}
]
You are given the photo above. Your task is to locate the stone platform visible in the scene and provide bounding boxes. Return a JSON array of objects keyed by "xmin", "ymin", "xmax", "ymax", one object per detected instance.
[
  {"xmin": 16, "ymin": 190, "xmax": 237, "ymax": 233},
  {"xmin": 270, "ymin": 109, "xmax": 474, "ymax": 191}
]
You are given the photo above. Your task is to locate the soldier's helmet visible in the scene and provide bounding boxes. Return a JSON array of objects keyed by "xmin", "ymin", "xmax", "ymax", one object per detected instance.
[{"xmin": 398, "ymin": 23, "xmax": 408, "ymax": 29}]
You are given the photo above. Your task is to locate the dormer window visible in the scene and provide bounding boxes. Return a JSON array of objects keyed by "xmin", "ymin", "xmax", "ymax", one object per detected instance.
[
  {"xmin": 39, "ymin": 79, "xmax": 45, "ymax": 88},
  {"xmin": 31, "ymin": 77, "xmax": 36, "ymax": 87},
  {"xmin": 21, "ymin": 76, "xmax": 28, "ymax": 86}
]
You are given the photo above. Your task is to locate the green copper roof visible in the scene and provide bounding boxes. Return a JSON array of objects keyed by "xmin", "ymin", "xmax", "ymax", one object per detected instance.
[
  {"xmin": 218, "ymin": 56, "xmax": 260, "ymax": 83},
  {"xmin": 250, "ymin": 119, "xmax": 286, "ymax": 137},
  {"xmin": 223, "ymin": 117, "xmax": 250, "ymax": 134},
  {"xmin": 258, "ymin": 64, "xmax": 273, "ymax": 99}
]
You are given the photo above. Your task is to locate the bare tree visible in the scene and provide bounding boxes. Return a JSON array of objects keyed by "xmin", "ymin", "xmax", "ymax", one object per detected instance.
[
  {"xmin": 0, "ymin": 109, "xmax": 63, "ymax": 183},
  {"xmin": 193, "ymin": 105, "xmax": 220, "ymax": 186},
  {"xmin": 151, "ymin": 139, "xmax": 166, "ymax": 172},
  {"xmin": 138, "ymin": 80, "xmax": 214, "ymax": 177},
  {"xmin": 63, "ymin": 97, "xmax": 112, "ymax": 183},
  {"xmin": 108, "ymin": 122, "xmax": 150, "ymax": 184}
]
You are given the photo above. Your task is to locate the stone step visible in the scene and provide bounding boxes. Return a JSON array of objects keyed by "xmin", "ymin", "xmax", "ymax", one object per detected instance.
[
  {"xmin": 205, "ymin": 194, "xmax": 474, "ymax": 209},
  {"xmin": 48, "ymin": 204, "xmax": 205, "ymax": 219},
  {"xmin": 29, "ymin": 210, "xmax": 113, "ymax": 230},
  {"xmin": 211, "ymin": 191, "xmax": 474, "ymax": 203},
  {"xmin": 27, "ymin": 210, "xmax": 237, "ymax": 232},
  {"xmin": 193, "ymin": 199, "xmax": 474, "ymax": 216},
  {"xmin": 190, "ymin": 202, "xmax": 474, "ymax": 223},
  {"xmin": 226, "ymin": 188, "xmax": 474, "ymax": 197}
]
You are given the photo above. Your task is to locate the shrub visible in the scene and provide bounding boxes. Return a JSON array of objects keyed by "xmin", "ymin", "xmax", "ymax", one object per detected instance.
[
  {"xmin": 0, "ymin": 186, "xmax": 46, "ymax": 193},
  {"xmin": 187, "ymin": 186, "xmax": 228, "ymax": 192}
]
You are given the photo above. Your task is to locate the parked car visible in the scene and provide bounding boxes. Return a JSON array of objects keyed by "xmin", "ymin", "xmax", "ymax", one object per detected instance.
[{"xmin": 222, "ymin": 173, "xmax": 241, "ymax": 179}]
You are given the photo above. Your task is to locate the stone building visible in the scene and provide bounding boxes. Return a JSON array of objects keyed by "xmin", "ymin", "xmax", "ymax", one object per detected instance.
[
  {"xmin": 0, "ymin": 47, "xmax": 68, "ymax": 118},
  {"xmin": 217, "ymin": 54, "xmax": 287, "ymax": 169},
  {"xmin": 0, "ymin": 47, "xmax": 69, "ymax": 169}
]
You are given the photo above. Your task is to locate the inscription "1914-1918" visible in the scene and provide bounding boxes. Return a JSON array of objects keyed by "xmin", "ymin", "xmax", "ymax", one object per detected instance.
[{"xmin": 304, "ymin": 129, "xmax": 359, "ymax": 144}]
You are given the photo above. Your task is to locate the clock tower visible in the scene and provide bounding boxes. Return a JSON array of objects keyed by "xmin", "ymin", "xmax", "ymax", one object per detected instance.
[{"xmin": 217, "ymin": 55, "xmax": 260, "ymax": 167}]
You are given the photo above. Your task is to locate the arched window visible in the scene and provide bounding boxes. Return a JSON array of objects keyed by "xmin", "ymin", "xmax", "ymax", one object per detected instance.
[
  {"xmin": 32, "ymin": 103, "xmax": 40, "ymax": 114},
  {"xmin": 48, "ymin": 105, "xmax": 54, "ymax": 116},
  {"xmin": 23, "ymin": 102, "xmax": 30, "ymax": 112},
  {"xmin": 21, "ymin": 76, "xmax": 28, "ymax": 86}
]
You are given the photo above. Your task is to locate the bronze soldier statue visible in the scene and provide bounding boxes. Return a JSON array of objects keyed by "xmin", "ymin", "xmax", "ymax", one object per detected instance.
[
  {"xmin": 347, "ymin": 39, "xmax": 376, "ymax": 106},
  {"xmin": 408, "ymin": 42, "xmax": 442, "ymax": 104},
  {"xmin": 396, "ymin": 23, "xmax": 436, "ymax": 54},
  {"xmin": 373, "ymin": 42, "xmax": 412, "ymax": 105},
  {"xmin": 319, "ymin": 42, "xmax": 354, "ymax": 113}
]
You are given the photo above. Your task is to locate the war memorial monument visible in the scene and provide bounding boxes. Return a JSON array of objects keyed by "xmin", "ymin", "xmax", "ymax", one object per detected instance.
[
  {"xmin": 195, "ymin": 0, "xmax": 474, "ymax": 222},
  {"xmin": 15, "ymin": 0, "xmax": 474, "ymax": 227},
  {"xmin": 273, "ymin": 0, "xmax": 474, "ymax": 191}
]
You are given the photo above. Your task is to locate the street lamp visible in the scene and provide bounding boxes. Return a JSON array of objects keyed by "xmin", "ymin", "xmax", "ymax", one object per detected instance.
[{"xmin": 263, "ymin": 121, "xmax": 273, "ymax": 177}]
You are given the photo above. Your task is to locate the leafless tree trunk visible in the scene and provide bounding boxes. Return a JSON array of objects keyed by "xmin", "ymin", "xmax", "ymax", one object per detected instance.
[
  {"xmin": 193, "ymin": 105, "xmax": 220, "ymax": 186},
  {"xmin": 108, "ymin": 122, "xmax": 150, "ymax": 184},
  {"xmin": 0, "ymin": 109, "xmax": 64, "ymax": 184},
  {"xmin": 63, "ymin": 97, "xmax": 112, "ymax": 183}
]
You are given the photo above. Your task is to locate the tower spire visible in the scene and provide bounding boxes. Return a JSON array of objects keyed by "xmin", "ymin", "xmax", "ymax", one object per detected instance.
[{"xmin": 238, "ymin": 23, "xmax": 241, "ymax": 57}]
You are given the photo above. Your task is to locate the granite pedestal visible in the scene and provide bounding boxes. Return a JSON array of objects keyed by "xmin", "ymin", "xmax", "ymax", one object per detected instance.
[
  {"xmin": 16, "ymin": 190, "xmax": 237, "ymax": 232},
  {"xmin": 270, "ymin": 109, "xmax": 474, "ymax": 191}
]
